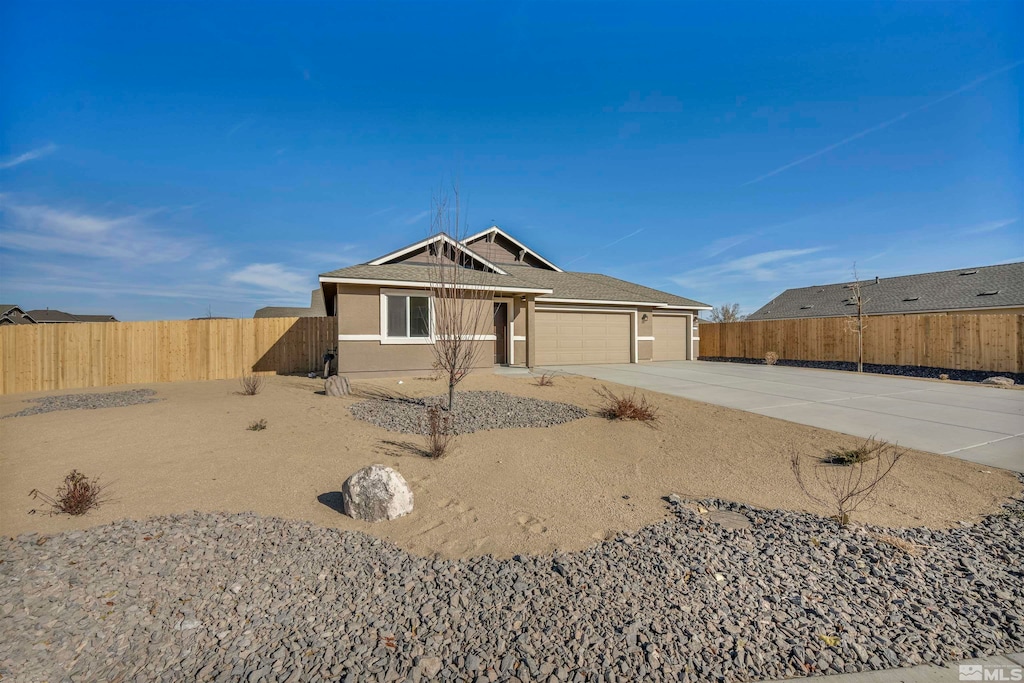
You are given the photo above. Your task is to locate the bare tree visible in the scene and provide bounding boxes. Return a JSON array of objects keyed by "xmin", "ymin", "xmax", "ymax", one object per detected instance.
[
  {"xmin": 709, "ymin": 303, "xmax": 743, "ymax": 323},
  {"xmin": 845, "ymin": 265, "xmax": 869, "ymax": 372},
  {"xmin": 426, "ymin": 182, "xmax": 495, "ymax": 412},
  {"xmin": 790, "ymin": 438, "xmax": 906, "ymax": 525}
]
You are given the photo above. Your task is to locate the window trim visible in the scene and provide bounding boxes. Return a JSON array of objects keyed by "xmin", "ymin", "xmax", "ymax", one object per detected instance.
[{"xmin": 380, "ymin": 288, "xmax": 434, "ymax": 345}]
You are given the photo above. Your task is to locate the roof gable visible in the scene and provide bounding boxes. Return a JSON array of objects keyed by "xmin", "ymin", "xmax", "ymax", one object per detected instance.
[
  {"xmin": 461, "ymin": 226, "xmax": 562, "ymax": 272},
  {"xmin": 368, "ymin": 233, "xmax": 508, "ymax": 274}
]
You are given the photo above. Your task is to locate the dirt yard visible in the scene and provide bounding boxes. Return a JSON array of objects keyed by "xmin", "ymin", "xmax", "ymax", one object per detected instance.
[{"xmin": 1, "ymin": 372, "xmax": 1018, "ymax": 559}]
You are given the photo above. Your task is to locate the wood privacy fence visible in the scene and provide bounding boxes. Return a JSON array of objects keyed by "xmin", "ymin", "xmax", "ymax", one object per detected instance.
[
  {"xmin": 0, "ymin": 316, "xmax": 336, "ymax": 396},
  {"xmin": 698, "ymin": 314, "xmax": 1023, "ymax": 374}
]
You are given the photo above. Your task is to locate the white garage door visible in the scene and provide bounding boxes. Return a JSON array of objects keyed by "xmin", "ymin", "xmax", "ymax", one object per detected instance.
[
  {"xmin": 535, "ymin": 310, "xmax": 631, "ymax": 365},
  {"xmin": 653, "ymin": 315, "xmax": 690, "ymax": 361}
]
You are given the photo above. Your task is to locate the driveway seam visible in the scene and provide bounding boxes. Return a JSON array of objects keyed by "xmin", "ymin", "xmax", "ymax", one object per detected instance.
[{"xmin": 942, "ymin": 432, "xmax": 1024, "ymax": 455}]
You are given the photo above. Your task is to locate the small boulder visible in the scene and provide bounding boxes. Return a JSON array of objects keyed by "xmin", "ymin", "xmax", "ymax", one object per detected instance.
[
  {"xmin": 982, "ymin": 376, "xmax": 1015, "ymax": 387},
  {"xmin": 325, "ymin": 375, "xmax": 351, "ymax": 397},
  {"xmin": 342, "ymin": 464, "xmax": 413, "ymax": 522}
]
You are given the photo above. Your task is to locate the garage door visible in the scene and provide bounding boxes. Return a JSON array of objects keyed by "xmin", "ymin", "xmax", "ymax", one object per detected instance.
[
  {"xmin": 535, "ymin": 310, "xmax": 631, "ymax": 365},
  {"xmin": 653, "ymin": 315, "xmax": 689, "ymax": 360}
]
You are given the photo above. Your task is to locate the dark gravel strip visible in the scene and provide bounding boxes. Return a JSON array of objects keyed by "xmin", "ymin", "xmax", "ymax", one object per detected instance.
[
  {"xmin": 2, "ymin": 389, "xmax": 160, "ymax": 419},
  {"xmin": 699, "ymin": 357, "xmax": 1024, "ymax": 385},
  {"xmin": 2, "ymin": 478, "xmax": 1022, "ymax": 682},
  {"xmin": 349, "ymin": 390, "xmax": 588, "ymax": 434}
]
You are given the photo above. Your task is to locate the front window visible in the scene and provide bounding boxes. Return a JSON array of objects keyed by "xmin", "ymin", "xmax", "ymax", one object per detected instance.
[{"xmin": 386, "ymin": 294, "xmax": 431, "ymax": 338}]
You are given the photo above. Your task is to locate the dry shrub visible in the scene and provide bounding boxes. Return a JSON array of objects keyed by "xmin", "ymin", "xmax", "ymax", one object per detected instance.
[
  {"xmin": 595, "ymin": 386, "xmax": 659, "ymax": 422},
  {"xmin": 239, "ymin": 372, "xmax": 265, "ymax": 396},
  {"xmin": 764, "ymin": 351, "xmax": 779, "ymax": 366},
  {"xmin": 824, "ymin": 437, "xmax": 892, "ymax": 465},
  {"xmin": 535, "ymin": 372, "xmax": 556, "ymax": 387},
  {"xmin": 871, "ymin": 532, "xmax": 927, "ymax": 557},
  {"xmin": 938, "ymin": 373, "xmax": 949, "ymax": 381},
  {"xmin": 791, "ymin": 438, "xmax": 906, "ymax": 525},
  {"xmin": 423, "ymin": 404, "xmax": 455, "ymax": 459},
  {"xmin": 30, "ymin": 470, "xmax": 110, "ymax": 516},
  {"xmin": 247, "ymin": 418, "xmax": 267, "ymax": 431}
]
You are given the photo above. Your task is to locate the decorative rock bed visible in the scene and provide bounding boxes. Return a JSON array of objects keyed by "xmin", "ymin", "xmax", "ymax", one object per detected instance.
[
  {"xmin": 1, "ymin": 389, "xmax": 159, "ymax": 419},
  {"xmin": 2, "ymin": 481, "xmax": 1022, "ymax": 682},
  {"xmin": 349, "ymin": 390, "xmax": 588, "ymax": 434}
]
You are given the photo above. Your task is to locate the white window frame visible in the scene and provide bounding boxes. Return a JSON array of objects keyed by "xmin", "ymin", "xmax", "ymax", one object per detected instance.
[{"xmin": 380, "ymin": 288, "xmax": 434, "ymax": 345}]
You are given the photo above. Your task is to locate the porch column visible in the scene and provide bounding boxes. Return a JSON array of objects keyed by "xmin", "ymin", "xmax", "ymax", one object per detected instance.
[{"xmin": 525, "ymin": 296, "xmax": 536, "ymax": 368}]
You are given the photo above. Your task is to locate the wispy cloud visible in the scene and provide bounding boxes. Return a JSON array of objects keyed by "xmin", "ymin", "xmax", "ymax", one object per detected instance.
[
  {"xmin": 0, "ymin": 143, "xmax": 58, "ymax": 169},
  {"xmin": 962, "ymin": 218, "xmax": 1018, "ymax": 235},
  {"xmin": 563, "ymin": 228, "xmax": 646, "ymax": 266},
  {"xmin": 403, "ymin": 209, "xmax": 431, "ymax": 226},
  {"xmin": 366, "ymin": 206, "xmax": 396, "ymax": 218},
  {"xmin": 0, "ymin": 197, "xmax": 195, "ymax": 264},
  {"xmin": 227, "ymin": 263, "xmax": 311, "ymax": 294},
  {"xmin": 670, "ymin": 247, "xmax": 829, "ymax": 288},
  {"xmin": 742, "ymin": 60, "xmax": 1024, "ymax": 186},
  {"xmin": 700, "ymin": 233, "xmax": 753, "ymax": 258}
]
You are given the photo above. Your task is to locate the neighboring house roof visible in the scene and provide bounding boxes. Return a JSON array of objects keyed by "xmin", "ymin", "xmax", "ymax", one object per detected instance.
[
  {"xmin": 1, "ymin": 314, "xmax": 37, "ymax": 325},
  {"xmin": 23, "ymin": 309, "xmax": 117, "ymax": 323},
  {"xmin": 1, "ymin": 305, "xmax": 24, "ymax": 316},
  {"xmin": 254, "ymin": 288, "xmax": 328, "ymax": 318},
  {"xmin": 750, "ymin": 262, "xmax": 1024, "ymax": 320},
  {"xmin": 318, "ymin": 228, "xmax": 711, "ymax": 309}
]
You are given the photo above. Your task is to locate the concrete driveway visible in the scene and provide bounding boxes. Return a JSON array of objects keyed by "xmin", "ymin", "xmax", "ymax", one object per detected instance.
[{"xmin": 542, "ymin": 361, "xmax": 1024, "ymax": 472}]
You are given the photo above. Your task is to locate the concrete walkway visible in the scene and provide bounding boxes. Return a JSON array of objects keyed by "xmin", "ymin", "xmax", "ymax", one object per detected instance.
[
  {"xmin": 541, "ymin": 361, "xmax": 1024, "ymax": 472},
  {"xmin": 758, "ymin": 652, "xmax": 1022, "ymax": 682}
]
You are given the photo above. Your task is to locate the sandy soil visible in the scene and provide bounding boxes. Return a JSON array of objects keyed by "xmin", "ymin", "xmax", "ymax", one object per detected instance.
[{"xmin": 1, "ymin": 372, "xmax": 1018, "ymax": 559}]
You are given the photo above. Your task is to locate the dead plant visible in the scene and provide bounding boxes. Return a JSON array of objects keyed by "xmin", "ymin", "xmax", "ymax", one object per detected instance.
[
  {"xmin": 871, "ymin": 532, "xmax": 927, "ymax": 557},
  {"xmin": 423, "ymin": 404, "xmax": 455, "ymax": 459},
  {"xmin": 239, "ymin": 372, "xmax": 265, "ymax": 396},
  {"xmin": 30, "ymin": 470, "xmax": 110, "ymax": 516},
  {"xmin": 791, "ymin": 438, "xmax": 906, "ymax": 525},
  {"xmin": 247, "ymin": 418, "xmax": 268, "ymax": 431},
  {"xmin": 764, "ymin": 351, "xmax": 779, "ymax": 366},
  {"xmin": 535, "ymin": 372, "xmax": 556, "ymax": 387},
  {"xmin": 595, "ymin": 386, "xmax": 659, "ymax": 422}
]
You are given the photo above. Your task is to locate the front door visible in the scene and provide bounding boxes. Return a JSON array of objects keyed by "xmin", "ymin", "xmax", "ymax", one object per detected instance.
[{"xmin": 493, "ymin": 302, "xmax": 508, "ymax": 364}]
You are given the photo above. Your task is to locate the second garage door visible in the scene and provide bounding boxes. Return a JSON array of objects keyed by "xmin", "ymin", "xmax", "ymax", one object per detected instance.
[
  {"xmin": 535, "ymin": 310, "xmax": 631, "ymax": 365},
  {"xmin": 653, "ymin": 315, "xmax": 690, "ymax": 360}
]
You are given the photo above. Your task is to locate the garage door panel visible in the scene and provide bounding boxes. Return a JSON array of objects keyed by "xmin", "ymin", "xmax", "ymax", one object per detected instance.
[
  {"xmin": 653, "ymin": 315, "xmax": 689, "ymax": 361},
  {"xmin": 536, "ymin": 310, "xmax": 631, "ymax": 365}
]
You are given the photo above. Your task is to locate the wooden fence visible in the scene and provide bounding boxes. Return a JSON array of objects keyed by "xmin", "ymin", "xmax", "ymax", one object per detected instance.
[
  {"xmin": 698, "ymin": 313, "xmax": 1023, "ymax": 374},
  {"xmin": 0, "ymin": 316, "xmax": 336, "ymax": 396}
]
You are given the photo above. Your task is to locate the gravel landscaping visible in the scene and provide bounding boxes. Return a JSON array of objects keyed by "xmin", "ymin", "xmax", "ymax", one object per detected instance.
[
  {"xmin": 3, "ymin": 480, "xmax": 1022, "ymax": 682},
  {"xmin": 1, "ymin": 389, "xmax": 160, "ymax": 419},
  {"xmin": 699, "ymin": 357, "xmax": 1024, "ymax": 385},
  {"xmin": 349, "ymin": 390, "xmax": 588, "ymax": 434}
]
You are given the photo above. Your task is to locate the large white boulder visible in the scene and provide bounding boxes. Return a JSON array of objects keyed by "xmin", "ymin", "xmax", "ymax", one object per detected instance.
[
  {"xmin": 982, "ymin": 376, "xmax": 1014, "ymax": 387},
  {"xmin": 342, "ymin": 465, "xmax": 414, "ymax": 522}
]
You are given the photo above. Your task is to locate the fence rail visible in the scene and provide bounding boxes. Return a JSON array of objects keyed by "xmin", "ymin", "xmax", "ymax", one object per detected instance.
[
  {"xmin": 0, "ymin": 316, "xmax": 336, "ymax": 396},
  {"xmin": 698, "ymin": 313, "xmax": 1023, "ymax": 374}
]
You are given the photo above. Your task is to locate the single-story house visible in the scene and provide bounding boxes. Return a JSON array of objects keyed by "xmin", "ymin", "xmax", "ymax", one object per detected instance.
[
  {"xmin": 254, "ymin": 289, "xmax": 327, "ymax": 319},
  {"xmin": 749, "ymin": 261, "xmax": 1024, "ymax": 320},
  {"xmin": 2, "ymin": 306, "xmax": 118, "ymax": 324},
  {"xmin": 318, "ymin": 226, "xmax": 710, "ymax": 376}
]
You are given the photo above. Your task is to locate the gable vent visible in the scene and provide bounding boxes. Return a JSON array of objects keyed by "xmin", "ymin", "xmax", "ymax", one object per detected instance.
[
  {"xmin": 800, "ymin": 305, "xmax": 813, "ymax": 309},
  {"xmin": 903, "ymin": 296, "xmax": 920, "ymax": 302},
  {"xmin": 978, "ymin": 290, "xmax": 999, "ymax": 296},
  {"xmin": 959, "ymin": 270, "xmax": 978, "ymax": 276}
]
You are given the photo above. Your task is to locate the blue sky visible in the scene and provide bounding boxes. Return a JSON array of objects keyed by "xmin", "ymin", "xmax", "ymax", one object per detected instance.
[{"xmin": 1, "ymin": 1, "xmax": 1021, "ymax": 320}]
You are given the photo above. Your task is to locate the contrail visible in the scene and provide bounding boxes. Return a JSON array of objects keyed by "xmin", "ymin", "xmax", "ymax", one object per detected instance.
[
  {"xmin": 742, "ymin": 60, "xmax": 1024, "ymax": 186},
  {"xmin": 563, "ymin": 228, "xmax": 645, "ymax": 266}
]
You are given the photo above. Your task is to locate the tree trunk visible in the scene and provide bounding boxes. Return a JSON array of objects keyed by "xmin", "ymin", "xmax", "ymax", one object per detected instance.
[{"xmin": 448, "ymin": 382, "xmax": 456, "ymax": 412}]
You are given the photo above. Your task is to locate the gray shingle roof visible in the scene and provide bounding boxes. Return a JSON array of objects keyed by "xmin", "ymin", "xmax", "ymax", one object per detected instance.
[
  {"xmin": 319, "ymin": 263, "xmax": 552, "ymax": 292},
  {"xmin": 254, "ymin": 289, "xmax": 327, "ymax": 318},
  {"xmin": 750, "ymin": 262, "xmax": 1024, "ymax": 320},
  {"xmin": 25, "ymin": 309, "xmax": 85, "ymax": 323}
]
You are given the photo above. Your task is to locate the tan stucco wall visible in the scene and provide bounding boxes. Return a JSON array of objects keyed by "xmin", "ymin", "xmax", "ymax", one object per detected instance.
[
  {"xmin": 337, "ymin": 284, "xmax": 380, "ymax": 334},
  {"xmin": 638, "ymin": 339, "xmax": 653, "ymax": 361}
]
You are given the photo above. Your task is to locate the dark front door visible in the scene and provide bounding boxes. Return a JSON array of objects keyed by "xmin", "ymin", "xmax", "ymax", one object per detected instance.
[{"xmin": 494, "ymin": 302, "xmax": 508, "ymax": 364}]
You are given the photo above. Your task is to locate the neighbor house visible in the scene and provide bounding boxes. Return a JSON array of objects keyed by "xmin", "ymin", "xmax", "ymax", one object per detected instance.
[
  {"xmin": 317, "ymin": 226, "xmax": 710, "ymax": 376},
  {"xmin": 0, "ymin": 305, "xmax": 37, "ymax": 326},
  {"xmin": 24, "ymin": 308, "xmax": 119, "ymax": 323},
  {"xmin": 254, "ymin": 289, "xmax": 327, "ymax": 319},
  {"xmin": 749, "ymin": 262, "xmax": 1024, "ymax": 320}
]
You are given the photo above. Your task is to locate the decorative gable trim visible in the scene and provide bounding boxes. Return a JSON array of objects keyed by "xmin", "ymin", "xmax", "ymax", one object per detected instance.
[
  {"xmin": 367, "ymin": 233, "xmax": 509, "ymax": 275},
  {"xmin": 461, "ymin": 225, "xmax": 563, "ymax": 272}
]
